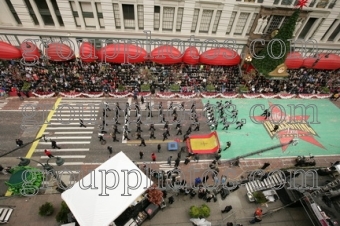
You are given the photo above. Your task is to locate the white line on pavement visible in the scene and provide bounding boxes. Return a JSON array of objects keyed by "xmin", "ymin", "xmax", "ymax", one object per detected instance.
[
  {"xmin": 40, "ymin": 155, "xmax": 86, "ymax": 159},
  {"xmin": 35, "ymin": 149, "xmax": 90, "ymax": 152}
]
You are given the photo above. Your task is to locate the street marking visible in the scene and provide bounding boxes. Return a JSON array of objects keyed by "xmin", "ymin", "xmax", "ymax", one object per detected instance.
[
  {"xmin": 4, "ymin": 98, "xmax": 63, "ymax": 197},
  {"xmin": 35, "ymin": 148, "xmax": 90, "ymax": 152},
  {"xmin": 45, "ymin": 127, "xmax": 95, "ymax": 130},
  {"xmin": 43, "ymin": 131, "xmax": 93, "ymax": 134},
  {"xmin": 37, "ymin": 162, "xmax": 84, "ymax": 166},
  {"xmin": 40, "ymin": 155, "xmax": 86, "ymax": 159},
  {"xmin": 0, "ymin": 101, "xmax": 8, "ymax": 109},
  {"xmin": 40, "ymin": 136, "xmax": 92, "ymax": 139},
  {"xmin": 38, "ymin": 141, "xmax": 91, "ymax": 144}
]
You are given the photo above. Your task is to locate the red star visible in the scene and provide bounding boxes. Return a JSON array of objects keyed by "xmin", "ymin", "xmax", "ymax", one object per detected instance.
[
  {"xmin": 252, "ymin": 102, "xmax": 325, "ymax": 152},
  {"xmin": 296, "ymin": 0, "xmax": 308, "ymax": 8}
]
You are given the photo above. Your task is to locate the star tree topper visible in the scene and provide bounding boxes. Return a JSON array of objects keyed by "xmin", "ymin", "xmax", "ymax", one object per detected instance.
[{"xmin": 296, "ymin": 0, "xmax": 308, "ymax": 8}]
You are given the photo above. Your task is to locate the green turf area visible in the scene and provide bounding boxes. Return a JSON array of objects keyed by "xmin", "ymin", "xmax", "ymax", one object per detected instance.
[{"xmin": 202, "ymin": 98, "xmax": 340, "ymax": 160}]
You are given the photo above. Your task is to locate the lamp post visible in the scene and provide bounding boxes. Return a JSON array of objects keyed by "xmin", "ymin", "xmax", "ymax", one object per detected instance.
[
  {"xmin": 18, "ymin": 157, "xmax": 67, "ymax": 193},
  {"xmin": 245, "ymin": 55, "xmax": 253, "ymax": 73}
]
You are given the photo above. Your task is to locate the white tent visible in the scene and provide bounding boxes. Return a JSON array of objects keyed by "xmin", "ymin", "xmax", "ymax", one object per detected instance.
[{"xmin": 61, "ymin": 152, "xmax": 153, "ymax": 226}]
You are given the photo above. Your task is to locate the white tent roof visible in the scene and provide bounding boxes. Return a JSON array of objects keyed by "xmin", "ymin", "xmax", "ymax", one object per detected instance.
[{"xmin": 61, "ymin": 151, "xmax": 153, "ymax": 226}]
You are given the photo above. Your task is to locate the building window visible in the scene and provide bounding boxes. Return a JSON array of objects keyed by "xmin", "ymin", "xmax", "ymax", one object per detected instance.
[
  {"xmin": 212, "ymin": 10, "xmax": 222, "ymax": 34},
  {"xmin": 234, "ymin": 12, "xmax": 250, "ymax": 35},
  {"xmin": 226, "ymin": 11, "xmax": 236, "ymax": 35},
  {"xmin": 328, "ymin": 23, "xmax": 340, "ymax": 41},
  {"xmin": 34, "ymin": 0, "xmax": 54, "ymax": 26},
  {"xmin": 321, "ymin": 19, "xmax": 337, "ymax": 41},
  {"xmin": 329, "ymin": 0, "xmax": 337, "ymax": 8},
  {"xmin": 281, "ymin": 0, "xmax": 294, "ymax": 5},
  {"xmin": 113, "ymin": 3, "xmax": 121, "ymax": 29},
  {"xmin": 280, "ymin": 16, "xmax": 290, "ymax": 28},
  {"xmin": 199, "ymin": 10, "xmax": 213, "ymax": 33},
  {"xmin": 316, "ymin": 0, "xmax": 329, "ymax": 8},
  {"xmin": 137, "ymin": 5, "xmax": 144, "ymax": 29},
  {"xmin": 246, "ymin": 13, "xmax": 258, "ymax": 35},
  {"xmin": 80, "ymin": 2, "xmax": 95, "ymax": 28},
  {"xmin": 308, "ymin": 0, "xmax": 317, "ymax": 7},
  {"xmin": 176, "ymin": 7, "xmax": 184, "ymax": 31},
  {"xmin": 24, "ymin": 0, "xmax": 39, "ymax": 25},
  {"xmin": 154, "ymin": 6, "xmax": 160, "ymax": 30},
  {"xmin": 265, "ymin": 15, "xmax": 284, "ymax": 34},
  {"xmin": 310, "ymin": 18, "xmax": 324, "ymax": 38},
  {"xmin": 5, "ymin": 0, "xmax": 22, "ymax": 25},
  {"xmin": 6, "ymin": 35, "xmax": 20, "ymax": 46},
  {"xmin": 191, "ymin": 9, "xmax": 200, "ymax": 32},
  {"xmin": 298, "ymin": 18, "xmax": 317, "ymax": 39},
  {"xmin": 95, "ymin": 3, "xmax": 105, "ymax": 28},
  {"xmin": 273, "ymin": 0, "xmax": 280, "ymax": 4},
  {"xmin": 70, "ymin": 1, "xmax": 81, "ymax": 27},
  {"xmin": 51, "ymin": 0, "xmax": 64, "ymax": 26},
  {"xmin": 244, "ymin": 0, "xmax": 255, "ymax": 2},
  {"xmin": 163, "ymin": 7, "xmax": 175, "ymax": 31},
  {"xmin": 122, "ymin": 4, "xmax": 135, "ymax": 29}
]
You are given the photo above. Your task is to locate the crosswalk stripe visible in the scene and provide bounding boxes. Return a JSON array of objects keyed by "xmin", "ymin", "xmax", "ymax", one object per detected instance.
[
  {"xmin": 39, "ymin": 136, "xmax": 92, "ymax": 139},
  {"xmin": 37, "ymin": 162, "xmax": 84, "ymax": 166},
  {"xmin": 38, "ymin": 141, "xmax": 91, "ymax": 144},
  {"xmin": 52, "ymin": 114, "xmax": 97, "ymax": 117},
  {"xmin": 45, "ymin": 127, "xmax": 95, "ymax": 130},
  {"xmin": 32, "ymin": 99, "xmax": 103, "ymax": 171},
  {"xmin": 35, "ymin": 148, "xmax": 90, "ymax": 152},
  {"xmin": 49, "ymin": 123, "xmax": 93, "ymax": 125},
  {"xmin": 40, "ymin": 155, "xmax": 86, "ymax": 159},
  {"xmin": 61, "ymin": 99, "xmax": 103, "ymax": 102},
  {"xmin": 43, "ymin": 131, "xmax": 93, "ymax": 134},
  {"xmin": 54, "ymin": 110, "xmax": 100, "ymax": 113},
  {"xmin": 0, "ymin": 101, "xmax": 8, "ymax": 109}
]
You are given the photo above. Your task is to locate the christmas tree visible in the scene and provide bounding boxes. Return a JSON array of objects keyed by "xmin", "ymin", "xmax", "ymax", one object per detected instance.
[{"xmin": 252, "ymin": 0, "xmax": 308, "ymax": 77}]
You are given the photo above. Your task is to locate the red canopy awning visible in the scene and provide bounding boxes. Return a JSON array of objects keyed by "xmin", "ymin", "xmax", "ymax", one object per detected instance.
[
  {"xmin": 182, "ymin": 47, "xmax": 199, "ymax": 65},
  {"xmin": 151, "ymin": 45, "xmax": 183, "ymax": 65},
  {"xmin": 303, "ymin": 53, "xmax": 340, "ymax": 70},
  {"xmin": 285, "ymin": 52, "xmax": 304, "ymax": 69},
  {"xmin": 46, "ymin": 42, "xmax": 75, "ymax": 62},
  {"xmin": 200, "ymin": 48, "xmax": 241, "ymax": 66},
  {"xmin": 20, "ymin": 41, "xmax": 40, "ymax": 62},
  {"xmin": 79, "ymin": 42, "xmax": 97, "ymax": 62},
  {"xmin": 0, "ymin": 41, "xmax": 21, "ymax": 60},
  {"xmin": 97, "ymin": 44, "xmax": 147, "ymax": 63}
]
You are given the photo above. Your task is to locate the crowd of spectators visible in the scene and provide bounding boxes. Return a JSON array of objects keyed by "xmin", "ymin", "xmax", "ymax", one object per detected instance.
[{"xmin": 0, "ymin": 59, "xmax": 339, "ymax": 96}]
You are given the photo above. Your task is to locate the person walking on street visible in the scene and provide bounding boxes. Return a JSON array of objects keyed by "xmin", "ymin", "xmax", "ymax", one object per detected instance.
[
  {"xmin": 136, "ymin": 131, "xmax": 142, "ymax": 140},
  {"xmin": 111, "ymin": 132, "xmax": 119, "ymax": 142},
  {"xmin": 50, "ymin": 139, "xmax": 61, "ymax": 149},
  {"xmin": 139, "ymin": 138, "xmax": 146, "ymax": 146},
  {"xmin": 175, "ymin": 157, "xmax": 180, "ymax": 167},
  {"xmin": 141, "ymin": 95, "xmax": 144, "ymax": 104},
  {"xmin": 107, "ymin": 146, "xmax": 113, "ymax": 157},
  {"xmin": 223, "ymin": 141, "xmax": 231, "ymax": 151},
  {"xmin": 44, "ymin": 149, "xmax": 54, "ymax": 158},
  {"xmin": 123, "ymin": 131, "xmax": 130, "ymax": 140},
  {"xmin": 98, "ymin": 133, "xmax": 105, "ymax": 142},
  {"xmin": 149, "ymin": 124, "xmax": 155, "ymax": 131},
  {"xmin": 176, "ymin": 127, "xmax": 182, "ymax": 135},
  {"xmin": 15, "ymin": 139, "xmax": 23, "ymax": 147},
  {"xmin": 79, "ymin": 119, "xmax": 86, "ymax": 128},
  {"xmin": 194, "ymin": 154, "xmax": 199, "ymax": 163},
  {"xmin": 139, "ymin": 151, "xmax": 144, "ymax": 159},
  {"xmin": 150, "ymin": 130, "xmax": 156, "ymax": 139},
  {"xmin": 151, "ymin": 153, "xmax": 156, "ymax": 162},
  {"xmin": 157, "ymin": 144, "xmax": 161, "ymax": 153},
  {"xmin": 162, "ymin": 131, "xmax": 168, "ymax": 141},
  {"xmin": 167, "ymin": 156, "xmax": 172, "ymax": 166}
]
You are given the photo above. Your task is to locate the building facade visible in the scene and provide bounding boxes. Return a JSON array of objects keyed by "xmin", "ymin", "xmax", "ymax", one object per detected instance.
[{"xmin": 0, "ymin": 0, "xmax": 339, "ymax": 57}]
